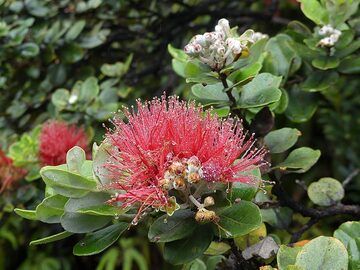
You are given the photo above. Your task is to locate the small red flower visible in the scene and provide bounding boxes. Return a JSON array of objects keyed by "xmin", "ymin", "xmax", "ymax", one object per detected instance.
[
  {"xmin": 39, "ymin": 121, "xmax": 89, "ymax": 166},
  {"xmin": 0, "ymin": 150, "xmax": 27, "ymax": 193},
  {"xmin": 104, "ymin": 96, "xmax": 267, "ymax": 217}
]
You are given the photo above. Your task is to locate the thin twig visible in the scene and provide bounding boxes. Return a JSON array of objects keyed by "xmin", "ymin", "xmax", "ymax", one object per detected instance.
[
  {"xmin": 343, "ymin": 169, "xmax": 359, "ymax": 188},
  {"xmin": 290, "ymin": 217, "xmax": 319, "ymax": 243}
]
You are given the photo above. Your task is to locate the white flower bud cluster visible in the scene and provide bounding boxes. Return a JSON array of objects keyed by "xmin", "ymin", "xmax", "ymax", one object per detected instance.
[
  {"xmin": 317, "ymin": 25, "xmax": 341, "ymax": 47},
  {"xmin": 252, "ymin": 32, "xmax": 268, "ymax": 42},
  {"xmin": 184, "ymin": 18, "xmax": 255, "ymax": 70}
]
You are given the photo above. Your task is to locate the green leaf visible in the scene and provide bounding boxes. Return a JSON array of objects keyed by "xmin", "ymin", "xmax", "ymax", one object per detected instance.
[
  {"xmin": 312, "ymin": 56, "xmax": 339, "ymax": 70},
  {"xmin": 79, "ymin": 77, "xmax": 99, "ymax": 103},
  {"xmin": 101, "ymin": 55, "xmax": 133, "ymax": 78},
  {"xmin": 277, "ymin": 245, "xmax": 302, "ymax": 270},
  {"xmin": 184, "ymin": 259, "xmax": 207, "ymax": 270},
  {"xmin": 51, "ymin": 88, "xmax": 70, "ymax": 109},
  {"xmin": 204, "ymin": 242, "xmax": 231, "ymax": 255},
  {"xmin": 295, "ymin": 236, "xmax": 348, "ymax": 270},
  {"xmin": 66, "ymin": 146, "xmax": 86, "ymax": 173},
  {"xmin": 263, "ymin": 34, "xmax": 301, "ymax": 79},
  {"xmin": 148, "ymin": 209, "xmax": 197, "ymax": 242},
  {"xmin": 285, "ymin": 87, "xmax": 317, "ymax": 123},
  {"xmin": 338, "ymin": 57, "xmax": 360, "ymax": 74},
  {"xmin": 93, "ymin": 140, "xmax": 112, "ymax": 185},
  {"xmin": 14, "ymin": 208, "xmax": 37, "ymax": 220},
  {"xmin": 275, "ymin": 147, "xmax": 321, "ymax": 173},
  {"xmin": 214, "ymin": 201, "xmax": 262, "ymax": 238},
  {"xmin": 73, "ymin": 222, "xmax": 128, "ymax": 256},
  {"xmin": 308, "ymin": 177, "xmax": 344, "ymax": 206},
  {"xmin": 8, "ymin": 126, "xmax": 40, "ymax": 167},
  {"xmin": 61, "ymin": 192, "xmax": 112, "ymax": 233},
  {"xmin": 65, "ymin": 20, "xmax": 86, "ymax": 40},
  {"xmin": 164, "ymin": 225, "xmax": 213, "ymax": 265},
  {"xmin": 40, "ymin": 163, "xmax": 97, "ymax": 198},
  {"xmin": 30, "ymin": 231, "xmax": 73, "ymax": 246},
  {"xmin": 264, "ymin": 128, "xmax": 301, "ymax": 154},
  {"xmin": 299, "ymin": 0, "xmax": 328, "ymax": 25},
  {"xmin": 237, "ymin": 73, "xmax": 282, "ymax": 108},
  {"xmin": 301, "ymin": 71, "xmax": 339, "ymax": 92},
  {"xmin": 168, "ymin": 44, "xmax": 187, "ymax": 61},
  {"xmin": 228, "ymin": 61, "xmax": 262, "ymax": 84},
  {"xmin": 191, "ymin": 83, "xmax": 237, "ymax": 104},
  {"xmin": 20, "ymin": 42, "xmax": 39, "ymax": 57},
  {"xmin": 261, "ymin": 207, "xmax": 293, "ymax": 229},
  {"xmin": 36, "ymin": 194, "xmax": 69, "ymax": 223},
  {"xmin": 235, "ymin": 223, "xmax": 267, "ymax": 250},
  {"xmin": 60, "ymin": 43, "xmax": 84, "ymax": 63},
  {"xmin": 334, "ymin": 221, "xmax": 360, "ymax": 270},
  {"xmin": 229, "ymin": 168, "xmax": 261, "ymax": 201},
  {"xmin": 76, "ymin": 204, "xmax": 125, "ymax": 216}
]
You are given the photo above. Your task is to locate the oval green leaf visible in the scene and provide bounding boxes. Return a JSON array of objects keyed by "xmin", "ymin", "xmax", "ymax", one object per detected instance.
[
  {"xmin": 73, "ymin": 222, "xmax": 128, "ymax": 256},
  {"xmin": 295, "ymin": 236, "xmax": 348, "ymax": 270}
]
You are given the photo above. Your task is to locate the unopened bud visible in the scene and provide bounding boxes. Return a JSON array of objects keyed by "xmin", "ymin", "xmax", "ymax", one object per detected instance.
[
  {"xmin": 195, "ymin": 208, "xmax": 219, "ymax": 223},
  {"xmin": 173, "ymin": 177, "xmax": 186, "ymax": 190},
  {"xmin": 188, "ymin": 172, "xmax": 201, "ymax": 184},
  {"xmin": 194, "ymin": 34, "xmax": 207, "ymax": 46},
  {"xmin": 159, "ymin": 178, "xmax": 172, "ymax": 190},
  {"xmin": 203, "ymin": 196, "xmax": 215, "ymax": 207}
]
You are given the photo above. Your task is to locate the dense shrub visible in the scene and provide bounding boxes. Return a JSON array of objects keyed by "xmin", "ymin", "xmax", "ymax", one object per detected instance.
[{"xmin": 0, "ymin": 1, "xmax": 359, "ymax": 269}]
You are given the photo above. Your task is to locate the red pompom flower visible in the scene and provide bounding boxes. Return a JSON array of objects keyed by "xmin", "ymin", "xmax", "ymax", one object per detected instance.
[
  {"xmin": 103, "ymin": 96, "xmax": 267, "ymax": 218},
  {"xmin": 39, "ymin": 121, "xmax": 89, "ymax": 166},
  {"xmin": 0, "ymin": 150, "xmax": 27, "ymax": 193}
]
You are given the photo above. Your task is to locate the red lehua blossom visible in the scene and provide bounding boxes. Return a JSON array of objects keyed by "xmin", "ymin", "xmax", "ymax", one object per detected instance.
[
  {"xmin": 39, "ymin": 121, "xmax": 89, "ymax": 166},
  {"xmin": 104, "ymin": 96, "xmax": 267, "ymax": 216},
  {"xmin": 0, "ymin": 150, "xmax": 27, "ymax": 193}
]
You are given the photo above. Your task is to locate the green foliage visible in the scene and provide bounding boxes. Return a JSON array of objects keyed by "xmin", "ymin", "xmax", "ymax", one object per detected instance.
[
  {"xmin": 307, "ymin": 177, "xmax": 345, "ymax": 206},
  {"xmin": 295, "ymin": 236, "xmax": 348, "ymax": 270},
  {"xmin": 2, "ymin": 0, "xmax": 360, "ymax": 268},
  {"xmin": 334, "ymin": 221, "xmax": 360, "ymax": 270},
  {"xmin": 214, "ymin": 201, "xmax": 262, "ymax": 238}
]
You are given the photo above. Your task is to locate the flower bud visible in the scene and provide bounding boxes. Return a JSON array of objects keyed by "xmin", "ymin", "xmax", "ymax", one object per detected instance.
[
  {"xmin": 194, "ymin": 34, "xmax": 207, "ymax": 46},
  {"xmin": 159, "ymin": 178, "xmax": 172, "ymax": 190},
  {"xmin": 195, "ymin": 208, "xmax": 219, "ymax": 223},
  {"xmin": 203, "ymin": 196, "xmax": 215, "ymax": 207},
  {"xmin": 188, "ymin": 172, "xmax": 201, "ymax": 184},
  {"xmin": 173, "ymin": 177, "xmax": 186, "ymax": 190}
]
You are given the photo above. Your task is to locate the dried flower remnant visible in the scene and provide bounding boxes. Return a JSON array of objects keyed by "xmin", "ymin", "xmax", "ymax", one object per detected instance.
[
  {"xmin": 317, "ymin": 24, "xmax": 342, "ymax": 47},
  {"xmin": 39, "ymin": 120, "xmax": 89, "ymax": 166},
  {"xmin": 0, "ymin": 150, "xmax": 27, "ymax": 192},
  {"xmin": 184, "ymin": 18, "xmax": 256, "ymax": 70},
  {"xmin": 103, "ymin": 96, "xmax": 267, "ymax": 222}
]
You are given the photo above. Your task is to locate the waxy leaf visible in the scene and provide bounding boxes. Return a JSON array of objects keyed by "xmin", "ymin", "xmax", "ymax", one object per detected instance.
[
  {"xmin": 148, "ymin": 209, "xmax": 197, "ymax": 243},
  {"xmin": 275, "ymin": 147, "xmax": 321, "ymax": 173},
  {"xmin": 40, "ymin": 163, "xmax": 97, "ymax": 198},
  {"xmin": 308, "ymin": 178, "xmax": 344, "ymax": 206},
  {"xmin": 264, "ymin": 128, "xmax": 301, "ymax": 154},
  {"xmin": 73, "ymin": 222, "xmax": 128, "ymax": 256},
  {"xmin": 36, "ymin": 194, "xmax": 69, "ymax": 223},
  {"xmin": 30, "ymin": 231, "xmax": 73, "ymax": 246},
  {"xmin": 295, "ymin": 236, "xmax": 348, "ymax": 270},
  {"xmin": 164, "ymin": 225, "xmax": 213, "ymax": 265},
  {"xmin": 214, "ymin": 201, "xmax": 262, "ymax": 238},
  {"xmin": 277, "ymin": 245, "xmax": 302, "ymax": 270},
  {"xmin": 334, "ymin": 221, "xmax": 360, "ymax": 270},
  {"xmin": 14, "ymin": 208, "xmax": 37, "ymax": 220},
  {"xmin": 61, "ymin": 192, "xmax": 112, "ymax": 233},
  {"xmin": 237, "ymin": 73, "xmax": 282, "ymax": 108}
]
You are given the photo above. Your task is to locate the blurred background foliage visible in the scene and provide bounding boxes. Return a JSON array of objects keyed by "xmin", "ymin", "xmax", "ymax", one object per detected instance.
[{"xmin": 0, "ymin": 0, "xmax": 359, "ymax": 269}]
